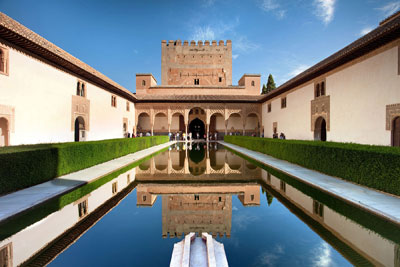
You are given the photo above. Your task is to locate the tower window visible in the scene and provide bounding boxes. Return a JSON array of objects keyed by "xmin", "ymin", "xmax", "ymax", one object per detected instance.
[
  {"xmin": 315, "ymin": 80, "xmax": 326, "ymax": 98},
  {"xmin": 280, "ymin": 181, "xmax": 286, "ymax": 192},
  {"xmin": 111, "ymin": 95, "xmax": 117, "ymax": 107},
  {"xmin": 142, "ymin": 80, "xmax": 146, "ymax": 86},
  {"xmin": 320, "ymin": 82, "xmax": 325, "ymax": 96},
  {"xmin": 268, "ymin": 103, "xmax": 271, "ymax": 113},
  {"xmin": 0, "ymin": 47, "xmax": 8, "ymax": 75},
  {"xmin": 251, "ymin": 81, "xmax": 255, "ymax": 86},
  {"xmin": 194, "ymin": 78, "xmax": 199, "ymax": 85},
  {"xmin": 78, "ymin": 199, "xmax": 88, "ymax": 218},
  {"xmin": 194, "ymin": 194, "xmax": 199, "ymax": 200},
  {"xmin": 313, "ymin": 200, "xmax": 324, "ymax": 218},
  {"xmin": 281, "ymin": 97, "xmax": 287, "ymax": 109},
  {"xmin": 219, "ymin": 77, "xmax": 222, "ymax": 82},
  {"xmin": 112, "ymin": 182, "xmax": 118, "ymax": 194},
  {"xmin": 76, "ymin": 81, "xmax": 86, "ymax": 97}
]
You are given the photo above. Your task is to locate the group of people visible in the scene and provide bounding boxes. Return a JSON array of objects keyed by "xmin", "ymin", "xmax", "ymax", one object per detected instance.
[
  {"xmin": 168, "ymin": 131, "xmax": 220, "ymax": 141},
  {"xmin": 273, "ymin": 132, "xmax": 286, "ymax": 139},
  {"xmin": 126, "ymin": 132, "xmax": 152, "ymax": 138}
]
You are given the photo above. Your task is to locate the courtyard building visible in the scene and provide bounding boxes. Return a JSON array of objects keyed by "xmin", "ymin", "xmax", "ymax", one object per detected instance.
[{"xmin": 1, "ymin": 11, "xmax": 400, "ymax": 146}]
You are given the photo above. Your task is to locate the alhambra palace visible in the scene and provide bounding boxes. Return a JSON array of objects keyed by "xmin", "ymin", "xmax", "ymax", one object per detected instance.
[{"xmin": 0, "ymin": 11, "xmax": 400, "ymax": 147}]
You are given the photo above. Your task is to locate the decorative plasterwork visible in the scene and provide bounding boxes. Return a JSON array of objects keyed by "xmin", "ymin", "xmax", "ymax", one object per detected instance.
[
  {"xmin": 311, "ymin": 95, "xmax": 330, "ymax": 131},
  {"xmin": 71, "ymin": 95, "xmax": 90, "ymax": 131},
  {"xmin": 0, "ymin": 104, "xmax": 15, "ymax": 132},
  {"xmin": 134, "ymin": 103, "xmax": 262, "ymax": 131},
  {"xmin": 386, "ymin": 103, "xmax": 400, "ymax": 130}
]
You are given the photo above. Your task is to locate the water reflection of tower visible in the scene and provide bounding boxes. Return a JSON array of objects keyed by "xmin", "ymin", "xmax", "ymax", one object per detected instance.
[{"xmin": 162, "ymin": 194, "xmax": 232, "ymax": 238}]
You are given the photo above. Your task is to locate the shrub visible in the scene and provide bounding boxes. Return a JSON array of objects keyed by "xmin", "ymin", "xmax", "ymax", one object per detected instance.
[
  {"xmin": 0, "ymin": 136, "xmax": 168, "ymax": 194},
  {"xmin": 224, "ymin": 136, "xmax": 400, "ymax": 196}
]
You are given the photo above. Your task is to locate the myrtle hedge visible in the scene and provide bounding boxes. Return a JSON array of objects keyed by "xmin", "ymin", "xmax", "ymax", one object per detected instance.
[
  {"xmin": 0, "ymin": 136, "xmax": 168, "ymax": 195},
  {"xmin": 224, "ymin": 136, "xmax": 400, "ymax": 196}
]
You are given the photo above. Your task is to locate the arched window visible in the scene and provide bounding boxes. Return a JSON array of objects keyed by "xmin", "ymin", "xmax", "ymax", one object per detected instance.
[
  {"xmin": 316, "ymin": 83, "xmax": 321, "ymax": 97},
  {"xmin": 251, "ymin": 81, "xmax": 255, "ymax": 86},
  {"xmin": 81, "ymin": 83, "xmax": 85, "ymax": 97},
  {"xmin": 142, "ymin": 80, "xmax": 146, "ymax": 86},
  {"xmin": 77, "ymin": 82, "xmax": 81, "ymax": 96},
  {"xmin": 321, "ymin": 82, "xmax": 325, "ymax": 96},
  {"xmin": 0, "ymin": 49, "xmax": 4, "ymax": 73}
]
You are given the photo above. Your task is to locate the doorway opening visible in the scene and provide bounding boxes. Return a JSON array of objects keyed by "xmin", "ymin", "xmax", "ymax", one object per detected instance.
[
  {"xmin": 74, "ymin": 116, "xmax": 85, "ymax": 142},
  {"xmin": 189, "ymin": 118, "xmax": 205, "ymax": 139},
  {"xmin": 314, "ymin": 117, "xmax": 326, "ymax": 141}
]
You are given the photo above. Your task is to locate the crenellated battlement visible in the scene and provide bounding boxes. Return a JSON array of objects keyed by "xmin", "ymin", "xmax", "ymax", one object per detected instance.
[
  {"xmin": 161, "ymin": 39, "xmax": 232, "ymax": 86},
  {"xmin": 162, "ymin": 39, "xmax": 232, "ymax": 47}
]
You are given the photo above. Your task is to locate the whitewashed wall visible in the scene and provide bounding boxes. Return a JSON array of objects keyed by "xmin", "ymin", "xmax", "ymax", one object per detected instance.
[
  {"xmin": 262, "ymin": 40, "xmax": 400, "ymax": 146},
  {"xmin": 0, "ymin": 41, "xmax": 135, "ymax": 145}
]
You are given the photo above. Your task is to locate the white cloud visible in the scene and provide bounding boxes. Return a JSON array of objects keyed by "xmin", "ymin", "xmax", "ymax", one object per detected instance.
[
  {"xmin": 259, "ymin": 0, "xmax": 287, "ymax": 19},
  {"xmin": 312, "ymin": 242, "xmax": 332, "ymax": 267},
  {"xmin": 377, "ymin": 1, "xmax": 400, "ymax": 17},
  {"xmin": 234, "ymin": 36, "xmax": 260, "ymax": 53},
  {"xmin": 359, "ymin": 27, "xmax": 373, "ymax": 36},
  {"xmin": 191, "ymin": 26, "xmax": 216, "ymax": 41},
  {"xmin": 232, "ymin": 54, "xmax": 239, "ymax": 59},
  {"xmin": 288, "ymin": 64, "xmax": 310, "ymax": 77},
  {"xmin": 260, "ymin": 0, "xmax": 280, "ymax": 11},
  {"xmin": 232, "ymin": 213, "xmax": 258, "ymax": 230},
  {"xmin": 256, "ymin": 244, "xmax": 285, "ymax": 266},
  {"xmin": 314, "ymin": 0, "xmax": 336, "ymax": 25}
]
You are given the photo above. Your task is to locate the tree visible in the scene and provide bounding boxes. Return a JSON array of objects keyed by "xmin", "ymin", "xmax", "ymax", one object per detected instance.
[
  {"xmin": 266, "ymin": 74, "xmax": 276, "ymax": 93},
  {"xmin": 265, "ymin": 190, "xmax": 274, "ymax": 206},
  {"xmin": 262, "ymin": 84, "xmax": 267, "ymax": 94}
]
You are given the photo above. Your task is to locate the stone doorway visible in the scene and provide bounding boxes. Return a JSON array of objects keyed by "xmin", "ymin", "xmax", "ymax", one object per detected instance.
[
  {"xmin": 74, "ymin": 116, "xmax": 85, "ymax": 142},
  {"xmin": 0, "ymin": 117, "xmax": 9, "ymax": 147},
  {"xmin": 189, "ymin": 118, "xmax": 205, "ymax": 139},
  {"xmin": 393, "ymin": 116, "xmax": 400, "ymax": 147},
  {"xmin": 314, "ymin": 117, "xmax": 327, "ymax": 141}
]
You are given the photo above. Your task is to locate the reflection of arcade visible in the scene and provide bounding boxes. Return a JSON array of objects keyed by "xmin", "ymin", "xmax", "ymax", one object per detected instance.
[
  {"xmin": 136, "ymin": 144, "xmax": 261, "ymax": 180},
  {"xmin": 136, "ymin": 183, "xmax": 260, "ymax": 238}
]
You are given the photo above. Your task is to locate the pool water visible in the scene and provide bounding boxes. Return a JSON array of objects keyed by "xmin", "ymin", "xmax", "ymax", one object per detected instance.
[{"xmin": 1, "ymin": 142, "xmax": 399, "ymax": 266}]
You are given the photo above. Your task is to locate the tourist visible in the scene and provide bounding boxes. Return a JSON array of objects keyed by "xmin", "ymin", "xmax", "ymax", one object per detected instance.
[
  {"xmin": 273, "ymin": 132, "xmax": 278, "ymax": 139},
  {"xmin": 183, "ymin": 132, "xmax": 186, "ymax": 141},
  {"xmin": 280, "ymin": 133, "xmax": 286, "ymax": 140},
  {"xmin": 168, "ymin": 132, "xmax": 172, "ymax": 141},
  {"xmin": 196, "ymin": 132, "xmax": 199, "ymax": 139},
  {"xmin": 214, "ymin": 132, "xmax": 218, "ymax": 140},
  {"xmin": 127, "ymin": 132, "xmax": 131, "ymax": 138},
  {"xmin": 146, "ymin": 132, "xmax": 150, "ymax": 136}
]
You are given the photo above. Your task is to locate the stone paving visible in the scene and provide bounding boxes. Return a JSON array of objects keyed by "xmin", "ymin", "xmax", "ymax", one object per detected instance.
[
  {"xmin": 0, "ymin": 141, "xmax": 176, "ymax": 224},
  {"xmin": 220, "ymin": 141, "xmax": 400, "ymax": 225}
]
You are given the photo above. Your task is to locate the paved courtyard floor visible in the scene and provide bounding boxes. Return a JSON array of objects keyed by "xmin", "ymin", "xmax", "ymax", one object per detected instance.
[{"xmin": 220, "ymin": 141, "xmax": 400, "ymax": 225}]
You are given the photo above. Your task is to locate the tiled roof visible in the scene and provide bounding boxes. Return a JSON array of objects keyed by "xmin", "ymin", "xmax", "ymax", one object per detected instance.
[
  {"xmin": 135, "ymin": 94, "xmax": 264, "ymax": 103},
  {"xmin": 0, "ymin": 12, "xmax": 136, "ymax": 102},
  {"xmin": 260, "ymin": 12, "xmax": 400, "ymax": 103}
]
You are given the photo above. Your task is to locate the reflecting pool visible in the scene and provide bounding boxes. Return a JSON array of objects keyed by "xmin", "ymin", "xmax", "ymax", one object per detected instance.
[{"xmin": 0, "ymin": 142, "xmax": 399, "ymax": 266}]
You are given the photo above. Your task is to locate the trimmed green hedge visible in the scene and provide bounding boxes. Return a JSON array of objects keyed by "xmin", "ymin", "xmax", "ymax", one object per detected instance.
[
  {"xmin": 0, "ymin": 136, "xmax": 168, "ymax": 195},
  {"xmin": 224, "ymin": 136, "xmax": 400, "ymax": 196}
]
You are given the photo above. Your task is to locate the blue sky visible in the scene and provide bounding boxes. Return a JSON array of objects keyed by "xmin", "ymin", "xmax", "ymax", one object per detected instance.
[{"xmin": 1, "ymin": 0, "xmax": 399, "ymax": 92}]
